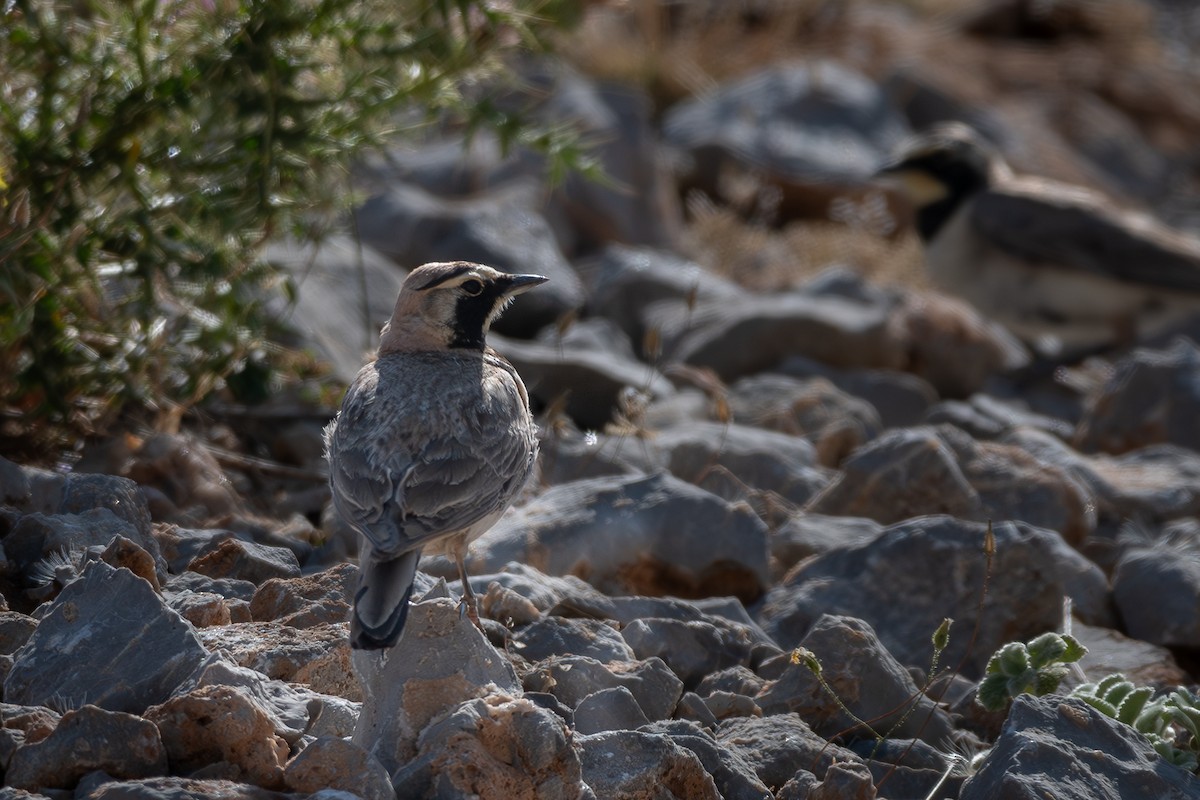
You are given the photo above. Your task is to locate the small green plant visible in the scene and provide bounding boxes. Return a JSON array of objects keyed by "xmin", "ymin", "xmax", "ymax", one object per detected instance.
[
  {"xmin": 976, "ymin": 631, "xmax": 1088, "ymax": 712},
  {"xmin": 1072, "ymin": 675, "xmax": 1200, "ymax": 772}
]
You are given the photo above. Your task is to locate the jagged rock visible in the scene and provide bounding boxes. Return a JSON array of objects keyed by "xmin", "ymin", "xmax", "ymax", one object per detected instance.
[
  {"xmin": 1113, "ymin": 536, "xmax": 1200, "ymax": 648},
  {"xmin": 961, "ymin": 695, "xmax": 1200, "ymax": 799},
  {"xmin": 524, "ymin": 655, "xmax": 683, "ymax": 722},
  {"xmin": 352, "ymin": 596, "xmax": 520, "ymax": 775},
  {"xmin": 197, "ymin": 621, "xmax": 356, "ymax": 700},
  {"xmin": 188, "ymin": 538, "xmax": 301, "ymax": 585},
  {"xmin": 6, "ymin": 705, "xmax": 166, "ymax": 791},
  {"xmin": 435, "ymin": 473, "xmax": 770, "ymax": 604},
  {"xmin": 1074, "ymin": 621, "xmax": 1189, "ymax": 687},
  {"xmin": 5, "ymin": 562, "xmax": 207, "ymax": 714},
  {"xmin": 756, "ymin": 615, "xmax": 956, "ymax": 746},
  {"xmin": 770, "ymin": 513, "xmax": 883, "ymax": 576},
  {"xmin": 758, "ymin": 517, "xmax": 1066, "ymax": 678},
  {"xmin": 925, "ymin": 394, "xmax": 1075, "ymax": 441},
  {"xmin": 511, "ymin": 616, "xmax": 635, "ymax": 663},
  {"xmin": 145, "ymin": 684, "xmax": 289, "ymax": 789},
  {"xmin": 283, "ymin": 736, "xmax": 395, "ymax": 800},
  {"xmin": 715, "ymin": 714, "xmax": 862, "ymax": 789},
  {"xmin": 697, "ymin": 667, "xmax": 767, "ymax": 699},
  {"xmin": 573, "ymin": 686, "xmax": 650, "ymax": 734},
  {"xmin": 165, "ymin": 570, "xmax": 257, "ymax": 602},
  {"xmin": 578, "ymin": 729, "xmax": 721, "ymax": 800},
  {"xmin": 642, "ymin": 720, "xmax": 772, "ymax": 800},
  {"xmin": 79, "ymin": 777, "xmax": 292, "ymax": 799},
  {"xmin": 124, "ymin": 433, "xmax": 242, "ymax": 523},
  {"xmin": 0, "ymin": 613, "xmax": 37, "ymax": 655},
  {"xmin": 166, "ymin": 590, "xmax": 232, "ymax": 628},
  {"xmin": 392, "ymin": 690, "xmax": 586, "ymax": 799},
  {"xmin": 1076, "ymin": 338, "xmax": 1200, "ymax": 455},
  {"xmin": 622, "ymin": 617, "xmax": 752, "ymax": 688},
  {"xmin": 6, "ymin": 509, "xmax": 163, "ymax": 588},
  {"xmin": 775, "ymin": 355, "xmax": 938, "ymax": 430},
  {"xmin": 178, "ymin": 653, "xmax": 313, "ymax": 745},
  {"xmin": 249, "ymin": 563, "xmax": 355, "ymax": 628}
]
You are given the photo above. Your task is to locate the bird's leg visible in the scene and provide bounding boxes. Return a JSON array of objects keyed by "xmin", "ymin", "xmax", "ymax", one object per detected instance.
[{"xmin": 455, "ymin": 547, "xmax": 483, "ymax": 631}]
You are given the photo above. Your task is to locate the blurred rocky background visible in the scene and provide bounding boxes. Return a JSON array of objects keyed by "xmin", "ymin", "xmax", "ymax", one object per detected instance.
[{"xmin": 4, "ymin": 0, "xmax": 1200, "ymax": 798}]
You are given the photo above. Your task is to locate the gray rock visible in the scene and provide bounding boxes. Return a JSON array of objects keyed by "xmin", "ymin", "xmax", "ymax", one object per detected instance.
[
  {"xmin": 668, "ymin": 291, "xmax": 906, "ymax": 384},
  {"xmin": 573, "ymin": 686, "xmax": 650, "ymax": 734},
  {"xmin": 353, "ymin": 181, "xmax": 584, "ymax": 334},
  {"xmin": 512, "ymin": 616, "xmax": 635, "ymax": 663},
  {"xmin": 6, "ymin": 562, "xmax": 207, "ymax": 714},
  {"xmin": 622, "ymin": 618, "xmax": 751, "ymax": 688},
  {"xmin": 188, "ymin": 537, "xmax": 301, "ymax": 585},
  {"xmin": 524, "ymin": 655, "xmax": 683, "ymax": 722},
  {"xmin": 392, "ymin": 691, "xmax": 586, "ymax": 799},
  {"xmin": 166, "ymin": 590, "xmax": 231, "ymax": 628},
  {"xmin": 961, "ymin": 695, "xmax": 1200, "ymax": 799},
  {"xmin": 283, "ymin": 736, "xmax": 394, "ymax": 800},
  {"xmin": 79, "ymin": 776, "xmax": 291, "ymax": 799},
  {"xmin": 5, "ymin": 705, "xmax": 166, "ymax": 791},
  {"xmin": 715, "ymin": 714, "xmax": 862, "ymax": 788},
  {"xmin": 578, "ymin": 729, "xmax": 721, "ymax": 800},
  {"xmin": 164, "ymin": 571, "xmax": 257, "ymax": 602},
  {"xmin": 7, "ymin": 508, "xmax": 163, "ymax": 587},
  {"xmin": 771, "ymin": 513, "xmax": 884, "ymax": 575},
  {"xmin": 491, "ymin": 334, "xmax": 675, "ymax": 430},
  {"xmin": 1113, "ymin": 537, "xmax": 1200, "ymax": 648},
  {"xmin": 459, "ymin": 562, "xmax": 612, "ymax": 613},
  {"xmin": 575, "ymin": 245, "xmax": 745, "ymax": 346},
  {"xmin": 534, "ymin": 427, "xmax": 647, "ymax": 486},
  {"xmin": 757, "ymin": 615, "xmax": 956, "ymax": 746},
  {"xmin": 641, "ymin": 720, "xmax": 772, "ymax": 800},
  {"xmin": 260, "ymin": 235, "xmax": 406, "ymax": 384},
  {"xmin": 758, "ymin": 517, "xmax": 1066, "ymax": 678},
  {"xmin": 1076, "ymin": 338, "xmax": 1200, "ymax": 455},
  {"xmin": 352, "ymin": 597, "xmax": 519, "ymax": 775},
  {"xmin": 249, "ymin": 562, "xmax": 355, "ymax": 629},
  {"xmin": 155, "ymin": 528, "xmax": 240, "ymax": 574},
  {"xmin": 1073, "ymin": 621, "xmax": 1190, "ymax": 688},
  {"xmin": 0, "ymin": 612, "xmax": 37, "ymax": 655},
  {"xmin": 926, "ymin": 394, "xmax": 1075, "ymax": 441},
  {"xmin": 196, "ymin": 622, "xmax": 352, "ymax": 697},
  {"xmin": 178, "ymin": 653, "xmax": 313, "ymax": 745},
  {"xmin": 776, "ymin": 355, "xmax": 939, "ymax": 429},
  {"xmin": 697, "ymin": 666, "xmax": 767, "ymax": 699},
  {"xmin": 663, "ymin": 61, "xmax": 909, "ymax": 188},
  {"xmin": 806, "ymin": 427, "xmax": 985, "ymax": 523},
  {"xmin": 437, "ymin": 473, "xmax": 771, "ymax": 604}
]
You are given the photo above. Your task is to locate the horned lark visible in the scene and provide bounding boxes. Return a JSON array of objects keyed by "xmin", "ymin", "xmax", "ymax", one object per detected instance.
[
  {"xmin": 324, "ymin": 262, "xmax": 545, "ymax": 650},
  {"xmin": 877, "ymin": 123, "xmax": 1200, "ymax": 356}
]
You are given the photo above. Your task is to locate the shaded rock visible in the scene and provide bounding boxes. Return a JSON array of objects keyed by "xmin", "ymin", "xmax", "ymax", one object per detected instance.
[
  {"xmin": 352, "ymin": 597, "xmax": 520, "ymax": 775},
  {"xmin": 771, "ymin": 513, "xmax": 884, "ymax": 576},
  {"xmin": 925, "ymin": 394, "xmax": 1075, "ymax": 441},
  {"xmin": 58, "ymin": 472, "xmax": 153, "ymax": 537},
  {"xmin": 575, "ymin": 245, "xmax": 745, "ymax": 346},
  {"xmin": 675, "ymin": 691, "xmax": 720, "ymax": 730},
  {"xmin": 668, "ymin": 291, "xmax": 905, "ymax": 384},
  {"xmin": 155, "ymin": 527, "xmax": 239, "ymax": 575},
  {"xmin": 99, "ymin": 535, "xmax": 161, "ymax": 592},
  {"xmin": 1113, "ymin": 539, "xmax": 1200, "ymax": 648},
  {"xmin": 442, "ymin": 472, "xmax": 771, "ymax": 604},
  {"xmin": 166, "ymin": 591, "xmax": 232, "ymax": 628},
  {"xmin": 650, "ymin": 422, "xmax": 831, "ymax": 510},
  {"xmin": 179, "ymin": 653, "xmax": 313, "ymax": 745},
  {"xmin": 961, "ymin": 694, "xmax": 1200, "ymax": 799},
  {"xmin": 6, "ymin": 705, "xmax": 166, "ymax": 791},
  {"xmin": 663, "ymin": 61, "xmax": 908, "ymax": 191},
  {"xmin": 524, "ymin": 655, "xmax": 683, "ymax": 722},
  {"xmin": 393, "ymin": 691, "xmax": 586, "ymax": 799},
  {"xmin": 124, "ymin": 433, "xmax": 241, "ymax": 523},
  {"xmin": 145, "ymin": 684, "xmax": 288, "ymax": 789},
  {"xmin": 460, "ymin": 562, "xmax": 613, "ymax": 614},
  {"xmin": 479, "ymin": 581, "xmax": 542, "ymax": 627},
  {"xmin": 284, "ymin": 736, "xmax": 394, "ymax": 800},
  {"xmin": 697, "ymin": 666, "xmax": 767, "ymax": 699},
  {"xmin": 758, "ymin": 517, "xmax": 1065, "ymax": 678},
  {"xmin": 5, "ymin": 562, "xmax": 207, "ymax": 715},
  {"xmin": 164, "ymin": 570, "xmax": 257, "ymax": 602},
  {"xmin": 776, "ymin": 355, "xmax": 939, "ymax": 429},
  {"xmin": 728, "ymin": 375, "xmax": 883, "ymax": 467},
  {"xmin": 700, "ymin": 691, "xmax": 761, "ymax": 721},
  {"xmin": 80, "ymin": 777, "xmax": 291, "ymax": 799},
  {"xmin": 1073, "ymin": 621, "xmax": 1190, "ymax": 687},
  {"xmin": 1076, "ymin": 338, "xmax": 1200, "ymax": 455},
  {"xmin": 353, "ymin": 181, "xmax": 584, "ymax": 334},
  {"xmin": 622, "ymin": 617, "xmax": 751, "ymax": 688},
  {"xmin": 573, "ymin": 686, "xmax": 650, "ymax": 734},
  {"xmin": 642, "ymin": 719, "xmax": 772, "ymax": 800},
  {"xmin": 261, "ymin": 235, "xmax": 407, "ymax": 384},
  {"xmin": 756, "ymin": 615, "xmax": 956, "ymax": 746},
  {"xmin": 715, "ymin": 714, "xmax": 862, "ymax": 788},
  {"xmin": 188, "ymin": 538, "xmax": 301, "ymax": 585},
  {"xmin": 511, "ymin": 616, "xmax": 634, "ymax": 663},
  {"xmin": 6, "ymin": 509, "xmax": 162, "ymax": 588},
  {"xmin": 196, "ymin": 622, "xmax": 354, "ymax": 699},
  {"xmin": 249, "ymin": 563, "xmax": 354, "ymax": 628},
  {"xmin": 491, "ymin": 334, "xmax": 675, "ymax": 430},
  {"xmin": 578, "ymin": 729, "xmax": 720, "ymax": 800},
  {"xmin": 534, "ymin": 427, "xmax": 646, "ymax": 486},
  {"xmin": 806, "ymin": 427, "xmax": 985, "ymax": 524},
  {"xmin": 0, "ymin": 612, "xmax": 37, "ymax": 655}
]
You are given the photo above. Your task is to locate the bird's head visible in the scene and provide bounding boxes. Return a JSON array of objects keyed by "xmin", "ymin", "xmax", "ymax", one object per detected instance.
[
  {"xmin": 876, "ymin": 122, "xmax": 1006, "ymax": 240},
  {"xmin": 379, "ymin": 262, "xmax": 547, "ymax": 354}
]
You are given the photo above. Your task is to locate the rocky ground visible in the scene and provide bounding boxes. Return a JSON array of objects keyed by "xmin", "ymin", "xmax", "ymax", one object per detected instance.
[{"xmin": 5, "ymin": 1, "xmax": 1200, "ymax": 798}]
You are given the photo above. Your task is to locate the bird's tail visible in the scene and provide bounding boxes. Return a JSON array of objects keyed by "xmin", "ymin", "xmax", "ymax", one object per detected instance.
[{"xmin": 351, "ymin": 548, "xmax": 421, "ymax": 650}]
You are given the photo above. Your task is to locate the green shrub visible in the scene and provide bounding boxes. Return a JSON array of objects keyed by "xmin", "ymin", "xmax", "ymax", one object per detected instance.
[{"xmin": 1, "ymin": 0, "xmax": 576, "ymax": 456}]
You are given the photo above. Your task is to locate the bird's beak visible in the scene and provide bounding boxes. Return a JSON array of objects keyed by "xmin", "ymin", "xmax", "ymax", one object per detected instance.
[
  {"xmin": 873, "ymin": 167, "xmax": 949, "ymax": 206},
  {"xmin": 502, "ymin": 273, "xmax": 549, "ymax": 296}
]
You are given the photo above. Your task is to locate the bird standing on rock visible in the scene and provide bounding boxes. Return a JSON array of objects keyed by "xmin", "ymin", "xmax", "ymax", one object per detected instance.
[
  {"xmin": 876, "ymin": 122, "xmax": 1200, "ymax": 357},
  {"xmin": 323, "ymin": 261, "xmax": 545, "ymax": 650}
]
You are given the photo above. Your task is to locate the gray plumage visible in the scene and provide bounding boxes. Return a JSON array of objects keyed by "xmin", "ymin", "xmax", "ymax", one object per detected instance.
[
  {"xmin": 878, "ymin": 123, "xmax": 1200, "ymax": 355},
  {"xmin": 324, "ymin": 261, "xmax": 544, "ymax": 649}
]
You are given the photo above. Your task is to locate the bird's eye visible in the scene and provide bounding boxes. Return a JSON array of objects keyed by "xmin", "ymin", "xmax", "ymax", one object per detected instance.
[{"xmin": 461, "ymin": 279, "xmax": 484, "ymax": 296}]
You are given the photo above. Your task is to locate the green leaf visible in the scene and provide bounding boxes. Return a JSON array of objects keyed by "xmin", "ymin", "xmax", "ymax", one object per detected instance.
[{"xmin": 1026, "ymin": 632, "xmax": 1067, "ymax": 668}]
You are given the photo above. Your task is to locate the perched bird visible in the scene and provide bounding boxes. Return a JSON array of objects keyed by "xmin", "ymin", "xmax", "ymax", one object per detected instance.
[
  {"xmin": 324, "ymin": 261, "xmax": 545, "ymax": 650},
  {"xmin": 877, "ymin": 122, "xmax": 1200, "ymax": 356}
]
